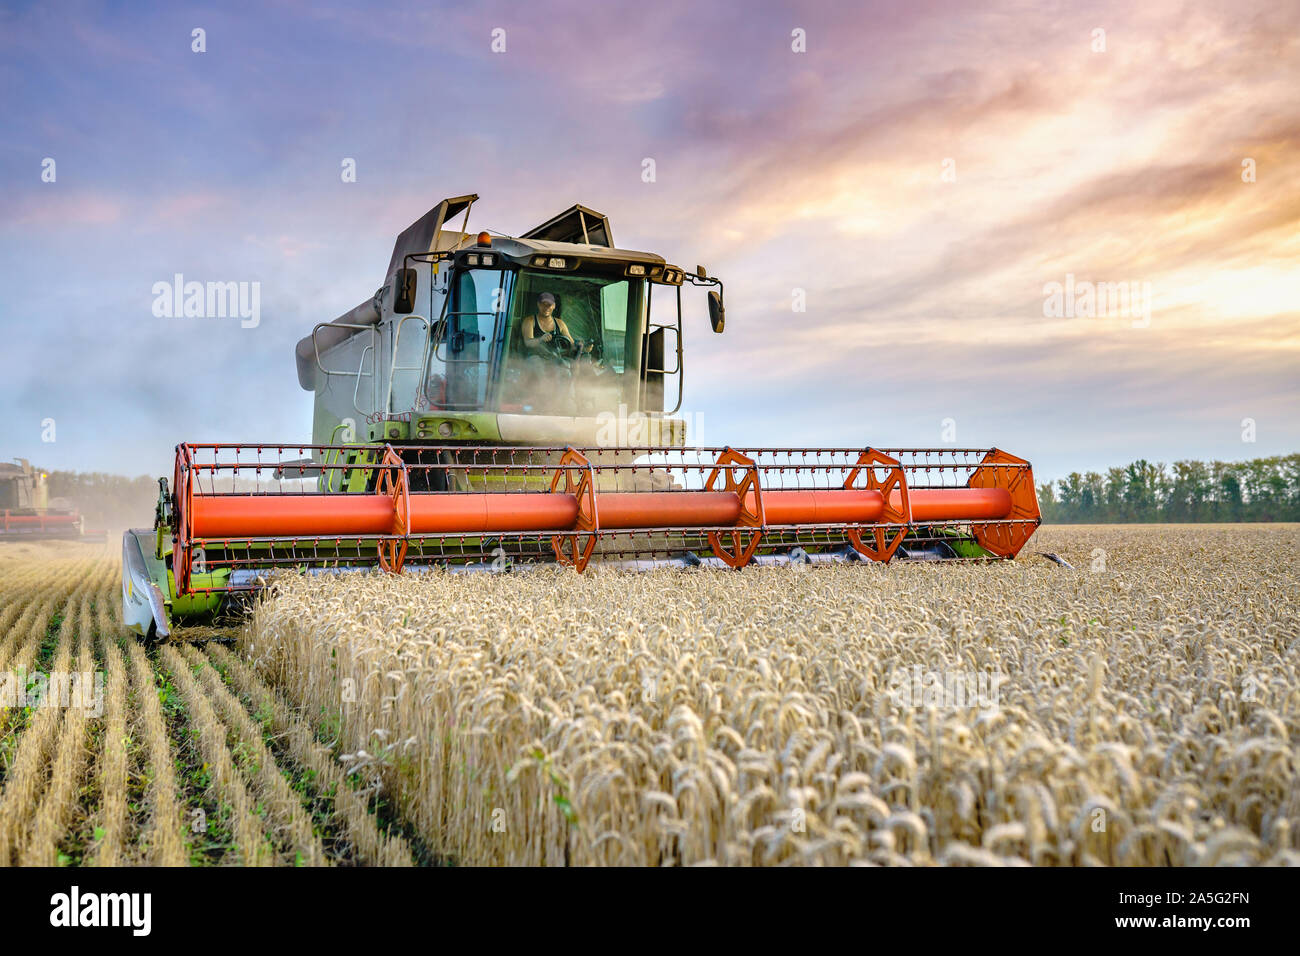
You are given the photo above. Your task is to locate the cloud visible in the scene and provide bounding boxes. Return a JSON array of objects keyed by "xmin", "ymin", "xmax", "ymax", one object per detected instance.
[
  {"xmin": 0, "ymin": 190, "xmax": 125, "ymax": 227},
  {"xmin": 0, "ymin": 0, "xmax": 1297, "ymax": 481}
]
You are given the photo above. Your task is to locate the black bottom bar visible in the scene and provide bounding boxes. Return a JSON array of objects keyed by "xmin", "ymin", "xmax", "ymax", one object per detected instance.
[{"xmin": 0, "ymin": 865, "xmax": 1278, "ymax": 944}]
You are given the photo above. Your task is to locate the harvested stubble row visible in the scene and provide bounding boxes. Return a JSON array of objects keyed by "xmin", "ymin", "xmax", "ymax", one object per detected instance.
[
  {"xmin": 176, "ymin": 643, "xmax": 328, "ymax": 866},
  {"xmin": 1, "ymin": 540, "xmax": 422, "ymax": 867},
  {"xmin": 0, "ymin": 560, "xmax": 90, "ymax": 678},
  {"xmin": 90, "ymin": 618, "xmax": 130, "ymax": 865},
  {"xmin": 241, "ymin": 524, "xmax": 1300, "ymax": 866},
  {"xmin": 156, "ymin": 645, "xmax": 275, "ymax": 866},
  {"xmin": 0, "ymin": 560, "xmax": 111, "ymax": 863},
  {"xmin": 123, "ymin": 640, "xmax": 188, "ymax": 865},
  {"xmin": 20, "ymin": 592, "xmax": 98, "ymax": 865},
  {"xmin": 204, "ymin": 643, "xmax": 414, "ymax": 866}
]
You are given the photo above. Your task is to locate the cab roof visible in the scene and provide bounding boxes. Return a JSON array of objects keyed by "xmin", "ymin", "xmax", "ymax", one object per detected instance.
[
  {"xmin": 473, "ymin": 235, "xmax": 666, "ymax": 269},
  {"xmin": 388, "ymin": 196, "xmax": 665, "ymax": 280}
]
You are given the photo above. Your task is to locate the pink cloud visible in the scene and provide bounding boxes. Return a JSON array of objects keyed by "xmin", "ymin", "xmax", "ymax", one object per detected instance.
[{"xmin": 0, "ymin": 191, "xmax": 125, "ymax": 228}]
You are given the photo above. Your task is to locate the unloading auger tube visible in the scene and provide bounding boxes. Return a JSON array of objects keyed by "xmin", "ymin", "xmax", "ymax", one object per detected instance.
[{"xmin": 120, "ymin": 442, "xmax": 1040, "ymax": 637}]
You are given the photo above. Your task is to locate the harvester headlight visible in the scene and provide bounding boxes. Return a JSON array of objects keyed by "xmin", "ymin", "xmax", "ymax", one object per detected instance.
[
  {"xmin": 547, "ymin": 257, "xmax": 566, "ymax": 269},
  {"xmin": 466, "ymin": 253, "xmax": 479, "ymax": 266},
  {"xmin": 438, "ymin": 421, "xmax": 453, "ymax": 438},
  {"xmin": 481, "ymin": 254, "xmax": 495, "ymax": 266},
  {"xmin": 532, "ymin": 256, "xmax": 547, "ymax": 266},
  {"xmin": 626, "ymin": 264, "xmax": 646, "ymax": 276},
  {"xmin": 650, "ymin": 266, "xmax": 662, "ymax": 276}
]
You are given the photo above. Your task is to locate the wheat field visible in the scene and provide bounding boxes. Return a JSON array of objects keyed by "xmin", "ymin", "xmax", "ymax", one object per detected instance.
[
  {"xmin": 1, "ymin": 525, "xmax": 1296, "ymax": 866},
  {"xmin": 241, "ymin": 524, "xmax": 1300, "ymax": 866},
  {"xmin": 0, "ymin": 541, "xmax": 413, "ymax": 866}
]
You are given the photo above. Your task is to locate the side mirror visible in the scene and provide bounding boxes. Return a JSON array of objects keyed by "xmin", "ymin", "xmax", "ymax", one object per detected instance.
[
  {"xmin": 695, "ymin": 265, "xmax": 708, "ymax": 279},
  {"xmin": 708, "ymin": 290, "xmax": 725, "ymax": 333},
  {"xmin": 393, "ymin": 268, "xmax": 418, "ymax": 314}
]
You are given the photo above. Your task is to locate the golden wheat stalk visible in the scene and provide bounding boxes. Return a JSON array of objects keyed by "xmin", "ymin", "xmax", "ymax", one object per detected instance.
[{"xmin": 234, "ymin": 523, "xmax": 1298, "ymax": 867}]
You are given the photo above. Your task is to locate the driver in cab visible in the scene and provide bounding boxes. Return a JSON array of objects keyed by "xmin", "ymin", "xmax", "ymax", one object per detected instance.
[{"xmin": 521, "ymin": 292, "xmax": 576, "ymax": 358}]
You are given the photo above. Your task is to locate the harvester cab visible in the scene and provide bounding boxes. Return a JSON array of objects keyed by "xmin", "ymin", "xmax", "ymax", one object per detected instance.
[
  {"xmin": 122, "ymin": 192, "xmax": 1041, "ymax": 641},
  {"xmin": 293, "ymin": 194, "xmax": 722, "ymax": 457}
]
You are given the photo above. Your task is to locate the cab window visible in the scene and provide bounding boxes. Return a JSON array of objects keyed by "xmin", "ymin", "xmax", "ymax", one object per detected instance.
[{"xmin": 498, "ymin": 269, "xmax": 645, "ymax": 416}]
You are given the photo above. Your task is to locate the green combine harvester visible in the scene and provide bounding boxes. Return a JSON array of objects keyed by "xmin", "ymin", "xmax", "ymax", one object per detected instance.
[
  {"xmin": 0, "ymin": 459, "xmax": 103, "ymax": 542},
  {"xmin": 123, "ymin": 193, "xmax": 1041, "ymax": 639}
]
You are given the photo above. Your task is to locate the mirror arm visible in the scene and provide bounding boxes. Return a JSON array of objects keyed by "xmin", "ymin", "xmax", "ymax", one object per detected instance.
[{"xmin": 669, "ymin": 284, "xmax": 684, "ymax": 414}]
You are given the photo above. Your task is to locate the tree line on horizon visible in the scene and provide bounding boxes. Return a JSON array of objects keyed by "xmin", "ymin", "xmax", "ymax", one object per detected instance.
[{"xmin": 1036, "ymin": 453, "xmax": 1300, "ymax": 523}]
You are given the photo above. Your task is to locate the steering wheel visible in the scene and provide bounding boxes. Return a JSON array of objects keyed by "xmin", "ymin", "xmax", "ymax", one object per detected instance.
[{"xmin": 545, "ymin": 334, "xmax": 580, "ymax": 360}]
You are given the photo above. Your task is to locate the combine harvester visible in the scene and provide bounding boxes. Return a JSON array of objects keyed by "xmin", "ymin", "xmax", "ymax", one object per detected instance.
[
  {"xmin": 123, "ymin": 194, "xmax": 1040, "ymax": 639},
  {"xmin": 1, "ymin": 459, "xmax": 104, "ymax": 542}
]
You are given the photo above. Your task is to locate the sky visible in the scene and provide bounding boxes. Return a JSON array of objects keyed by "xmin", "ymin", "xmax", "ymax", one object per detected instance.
[{"xmin": 1, "ymin": 0, "xmax": 1297, "ymax": 484}]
